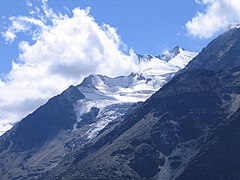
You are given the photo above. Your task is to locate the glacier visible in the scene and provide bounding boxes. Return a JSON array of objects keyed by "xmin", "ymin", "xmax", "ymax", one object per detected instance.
[{"xmin": 74, "ymin": 47, "xmax": 197, "ymax": 139}]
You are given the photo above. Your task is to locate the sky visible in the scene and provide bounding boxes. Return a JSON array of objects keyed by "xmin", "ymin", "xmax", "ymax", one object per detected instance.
[
  {"xmin": 0, "ymin": 0, "xmax": 208, "ymax": 74},
  {"xmin": 0, "ymin": 0, "xmax": 240, "ymax": 135}
]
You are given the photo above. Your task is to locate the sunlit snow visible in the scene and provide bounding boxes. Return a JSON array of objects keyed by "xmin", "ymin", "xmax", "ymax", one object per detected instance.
[{"xmin": 74, "ymin": 48, "xmax": 197, "ymax": 139}]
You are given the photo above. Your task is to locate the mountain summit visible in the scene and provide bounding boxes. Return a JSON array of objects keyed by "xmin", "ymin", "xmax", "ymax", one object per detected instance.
[{"xmin": 137, "ymin": 46, "xmax": 185, "ymax": 63}]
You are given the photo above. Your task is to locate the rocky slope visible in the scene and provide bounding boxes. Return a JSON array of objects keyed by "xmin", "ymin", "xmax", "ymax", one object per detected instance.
[
  {"xmin": 184, "ymin": 27, "xmax": 240, "ymax": 72},
  {"xmin": 42, "ymin": 27, "xmax": 240, "ymax": 180}
]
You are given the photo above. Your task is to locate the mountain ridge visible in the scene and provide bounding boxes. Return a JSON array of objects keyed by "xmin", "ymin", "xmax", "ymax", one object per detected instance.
[{"xmin": 41, "ymin": 27, "xmax": 240, "ymax": 179}]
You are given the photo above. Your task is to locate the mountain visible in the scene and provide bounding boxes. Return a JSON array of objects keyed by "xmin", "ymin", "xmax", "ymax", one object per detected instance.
[
  {"xmin": 0, "ymin": 48, "xmax": 196, "ymax": 179},
  {"xmin": 0, "ymin": 86, "xmax": 85, "ymax": 179},
  {"xmin": 41, "ymin": 27, "xmax": 240, "ymax": 180},
  {"xmin": 184, "ymin": 27, "xmax": 240, "ymax": 72},
  {"xmin": 74, "ymin": 48, "xmax": 196, "ymax": 140}
]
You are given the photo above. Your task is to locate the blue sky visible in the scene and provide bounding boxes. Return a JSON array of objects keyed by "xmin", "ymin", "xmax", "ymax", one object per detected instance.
[{"xmin": 0, "ymin": 0, "xmax": 210, "ymax": 74}]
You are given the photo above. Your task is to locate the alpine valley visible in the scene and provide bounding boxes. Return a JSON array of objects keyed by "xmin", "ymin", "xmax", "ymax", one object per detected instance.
[{"xmin": 1, "ymin": 27, "xmax": 240, "ymax": 180}]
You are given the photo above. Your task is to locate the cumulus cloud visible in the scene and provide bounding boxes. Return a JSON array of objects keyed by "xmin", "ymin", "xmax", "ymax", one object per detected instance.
[
  {"xmin": 186, "ymin": 0, "xmax": 240, "ymax": 39},
  {"xmin": 0, "ymin": 0, "xmax": 138, "ymax": 135}
]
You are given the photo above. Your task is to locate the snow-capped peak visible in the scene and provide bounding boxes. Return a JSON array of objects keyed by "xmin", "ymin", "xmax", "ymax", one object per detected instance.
[
  {"xmin": 76, "ymin": 46, "xmax": 197, "ymax": 113},
  {"xmin": 136, "ymin": 46, "xmax": 190, "ymax": 64},
  {"xmin": 74, "ymin": 47, "xmax": 197, "ymax": 139}
]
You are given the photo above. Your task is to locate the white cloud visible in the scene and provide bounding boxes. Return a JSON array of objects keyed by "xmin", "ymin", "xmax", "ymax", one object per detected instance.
[
  {"xmin": 0, "ymin": 1, "xmax": 138, "ymax": 135},
  {"xmin": 26, "ymin": 0, "xmax": 33, "ymax": 7},
  {"xmin": 0, "ymin": 119, "xmax": 13, "ymax": 136},
  {"xmin": 186, "ymin": 0, "xmax": 240, "ymax": 39},
  {"xmin": 2, "ymin": 31, "xmax": 16, "ymax": 42}
]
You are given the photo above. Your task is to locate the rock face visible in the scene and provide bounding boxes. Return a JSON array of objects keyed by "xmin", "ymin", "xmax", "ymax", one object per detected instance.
[
  {"xmin": 184, "ymin": 27, "xmax": 240, "ymax": 72},
  {"xmin": 41, "ymin": 27, "xmax": 240, "ymax": 180},
  {"xmin": 176, "ymin": 67, "xmax": 240, "ymax": 180}
]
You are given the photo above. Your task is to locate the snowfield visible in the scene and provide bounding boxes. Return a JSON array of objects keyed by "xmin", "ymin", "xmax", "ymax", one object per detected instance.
[{"xmin": 73, "ymin": 48, "xmax": 198, "ymax": 139}]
